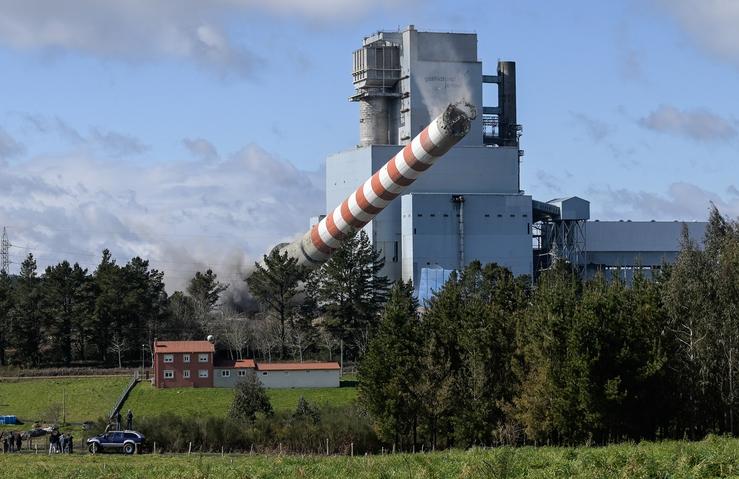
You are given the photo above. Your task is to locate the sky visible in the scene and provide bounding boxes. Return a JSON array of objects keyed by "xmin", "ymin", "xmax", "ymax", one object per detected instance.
[{"xmin": 0, "ymin": 0, "xmax": 738, "ymax": 290}]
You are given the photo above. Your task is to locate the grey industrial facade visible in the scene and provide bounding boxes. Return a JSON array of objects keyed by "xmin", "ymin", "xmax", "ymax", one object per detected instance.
[{"xmin": 317, "ymin": 26, "xmax": 706, "ymax": 291}]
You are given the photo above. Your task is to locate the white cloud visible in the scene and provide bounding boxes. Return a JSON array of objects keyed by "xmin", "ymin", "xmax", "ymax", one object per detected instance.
[
  {"xmin": 639, "ymin": 104, "xmax": 737, "ymax": 142},
  {"xmin": 0, "ymin": 0, "xmax": 413, "ymax": 77},
  {"xmin": 0, "ymin": 127, "xmax": 24, "ymax": 159},
  {"xmin": 655, "ymin": 0, "xmax": 739, "ymax": 68},
  {"xmin": 588, "ymin": 182, "xmax": 739, "ymax": 221},
  {"xmin": 0, "ymin": 142, "xmax": 324, "ymax": 291}
]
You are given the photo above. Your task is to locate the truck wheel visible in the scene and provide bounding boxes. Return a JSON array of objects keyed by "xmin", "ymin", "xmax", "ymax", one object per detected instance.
[{"xmin": 123, "ymin": 443, "xmax": 135, "ymax": 455}]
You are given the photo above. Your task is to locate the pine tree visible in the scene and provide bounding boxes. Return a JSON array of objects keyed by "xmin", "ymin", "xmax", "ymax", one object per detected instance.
[
  {"xmin": 0, "ymin": 270, "xmax": 13, "ymax": 365},
  {"xmin": 247, "ymin": 249, "xmax": 308, "ymax": 359},
  {"xmin": 9, "ymin": 254, "xmax": 42, "ymax": 366},
  {"xmin": 187, "ymin": 269, "xmax": 228, "ymax": 333},
  {"xmin": 315, "ymin": 230, "xmax": 389, "ymax": 360},
  {"xmin": 359, "ymin": 280, "xmax": 422, "ymax": 448}
]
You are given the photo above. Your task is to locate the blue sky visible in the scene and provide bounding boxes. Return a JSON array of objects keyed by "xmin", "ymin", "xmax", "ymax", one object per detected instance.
[{"xmin": 0, "ymin": 0, "xmax": 737, "ymax": 288}]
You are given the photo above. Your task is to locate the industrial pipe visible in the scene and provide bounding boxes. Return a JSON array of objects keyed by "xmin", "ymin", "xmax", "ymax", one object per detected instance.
[{"xmin": 278, "ymin": 102, "xmax": 476, "ymax": 270}]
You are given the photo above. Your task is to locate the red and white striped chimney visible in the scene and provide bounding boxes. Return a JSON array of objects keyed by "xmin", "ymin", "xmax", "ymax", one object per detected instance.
[{"xmin": 280, "ymin": 102, "xmax": 476, "ymax": 269}]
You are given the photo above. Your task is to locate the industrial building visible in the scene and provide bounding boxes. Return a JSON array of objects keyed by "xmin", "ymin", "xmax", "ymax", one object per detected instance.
[{"xmin": 317, "ymin": 25, "xmax": 706, "ymax": 297}]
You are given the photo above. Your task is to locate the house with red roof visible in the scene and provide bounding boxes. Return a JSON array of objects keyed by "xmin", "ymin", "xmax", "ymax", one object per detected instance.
[
  {"xmin": 153, "ymin": 340, "xmax": 215, "ymax": 388},
  {"xmin": 153, "ymin": 339, "xmax": 341, "ymax": 389}
]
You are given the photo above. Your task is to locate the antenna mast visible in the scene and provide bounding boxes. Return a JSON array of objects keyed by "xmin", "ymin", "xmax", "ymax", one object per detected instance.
[{"xmin": 1, "ymin": 227, "xmax": 9, "ymax": 274}]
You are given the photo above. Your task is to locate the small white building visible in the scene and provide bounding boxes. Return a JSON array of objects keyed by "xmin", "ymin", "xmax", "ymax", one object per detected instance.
[
  {"xmin": 213, "ymin": 359, "xmax": 256, "ymax": 388},
  {"xmin": 256, "ymin": 362, "xmax": 341, "ymax": 389}
]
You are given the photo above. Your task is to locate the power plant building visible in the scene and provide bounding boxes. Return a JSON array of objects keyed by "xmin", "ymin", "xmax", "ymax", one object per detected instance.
[{"xmin": 320, "ymin": 26, "xmax": 706, "ymax": 294}]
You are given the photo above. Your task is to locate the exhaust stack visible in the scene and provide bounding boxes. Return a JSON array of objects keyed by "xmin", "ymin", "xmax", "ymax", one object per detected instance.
[{"xmin": 278, "ymin": 102, "xmax": 476, "ymax": 270}]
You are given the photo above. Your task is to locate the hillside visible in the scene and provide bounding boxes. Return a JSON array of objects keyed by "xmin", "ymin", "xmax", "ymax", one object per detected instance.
[
  {"xmin": 0, "ymin": 377, "xmax": 129, "ymax": 424},
  {"xmin": 124, "ymin": 382, "xmax": 358, "ymax": 417}
]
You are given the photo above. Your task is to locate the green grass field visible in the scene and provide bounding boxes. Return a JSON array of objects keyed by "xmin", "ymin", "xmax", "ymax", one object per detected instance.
[
  {"xmin": 0, "ymin": 377, "xmax": 129, "ymax": 424},
  {"xmin": 2, "ymin": 436, "xmax": 739, "ymax": 478},
  {"xmin": 125, "ymin": 382, "xmax": 357, "ymax": 418}
]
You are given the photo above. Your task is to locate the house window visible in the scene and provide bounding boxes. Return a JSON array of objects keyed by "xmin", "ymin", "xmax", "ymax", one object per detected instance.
[
  {"xmin": 183, "ymin": 354, "xmax": 190, "ymax": 363},
  {"xmin": 198, "ymin": 369, "xmax": 209, "ymax": 378},
  {"xmin": 221, "ymin": 370, "xmax": 231, "ymax": 377},
  {"xmin": 163, "ymin": 354, "xmax": 174, "ymax": 363},
  {"xmin": 164, "ymin": 370, "xmax": 174, "ymax": 379},
  {"xmin": 238, "ymin": 370, "xmax": 247, "ymax": 377},
  {"xmin": 183, "ymin": 370, "xmax": 190, "ymax": 379},
  {"xmin": 262, "ymin": 372, "xmax": 267, "ymax": 375},
  {"xmin": 198, "ymin": 353, "xmax": 209, "ymax": 363}
]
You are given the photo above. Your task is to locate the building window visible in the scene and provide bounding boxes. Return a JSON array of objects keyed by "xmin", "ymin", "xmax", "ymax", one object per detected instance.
[
  {"xmin": 163, "ymin": 354, "xmax": 174, "ymax": 363},
  {"xmin": 164, "ymin": 370, "xmax": 174, "ymax": 379},
  {"xmin": 221, "ymin": 370, "xmax": 231, "ymax": 377},
  {"xmin": 198, "ymin": 369, "xmax": 209, "ymax": 378},
  {"xmin": 183, "ymin": 354, "xmax": 190, "ymax": 363},
  {"xmin": 183, "ymin": 370, "xmax": 190, "ymax": 379},
  {"xmin": 198, "ymin": 353, "xmax": 209, "ymax": 363},
  {"xmin": 262, "ymin": 372, "xmax": 267, "ymax": 375},
  {"xmin": 238, "ymin": 370, "xmax": 247, "ymax": 377}
]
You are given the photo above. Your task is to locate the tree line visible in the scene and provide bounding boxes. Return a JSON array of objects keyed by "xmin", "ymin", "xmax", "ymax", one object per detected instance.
[
  {"xmin": 0, "ymin": 230, "xmax": 389, "ymax": 368},
  {"xmin": 359, "ymin": 207, "xmax": 739, "ymax": 447}
]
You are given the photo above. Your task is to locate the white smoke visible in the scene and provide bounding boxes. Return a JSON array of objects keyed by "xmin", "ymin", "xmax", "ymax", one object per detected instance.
[{"xmin": 0, "ymin": 142, "xmax": 324, "ymax": 293}]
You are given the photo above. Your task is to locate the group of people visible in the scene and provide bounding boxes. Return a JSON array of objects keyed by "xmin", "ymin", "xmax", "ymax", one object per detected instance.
[
  {"xmin": 109, "ymin": 409, "xmax": 134, "ymax": 431},
  {"xmin": 47, "ymin": 429, "xmax": 73, "ymax": 454},
  {"xmin": 1, "ymin": 431, "xmax": 22, "ymax": 453}
]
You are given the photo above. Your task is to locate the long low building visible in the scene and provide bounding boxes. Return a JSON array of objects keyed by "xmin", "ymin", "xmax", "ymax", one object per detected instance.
[
  {"xmin": 154, "ymin": 340, "xmax": 341, "ymax": 389},
  {"xmin": 213, "ymin": 358, "xmax": 341, "ymax": 388}
]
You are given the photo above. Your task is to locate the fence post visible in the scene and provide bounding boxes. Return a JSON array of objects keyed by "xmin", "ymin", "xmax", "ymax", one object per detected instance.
[
  {"xmin": 153, "ymin": 442, "xmax": 156, "ymax": 454},
  {"xmin": 351, "ymin": 443, "xmax": 354, "ymax": 457},
  {"xmin": 188, "ymin": 442, "xmax": 192, "ymax": 455},
  {"xmin": 326, "ymin": 438, "xmax": 329, "ymax": 456},
  {"xmin": 221, "ymin": 446, "xmax": 224, "ymax": 457}
]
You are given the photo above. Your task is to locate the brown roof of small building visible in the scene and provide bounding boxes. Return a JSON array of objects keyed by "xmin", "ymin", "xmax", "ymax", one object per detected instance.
[
  {"xmin": 154, "ymin": 341, "xmax": 215, "ymax": 354},
  {"xmin": 214, "ymin": 359, "xmax": 256, "ymax": 369},
  {"xmin": 256, "ymin": 361, "xmax": 341, "ymax": 371}
]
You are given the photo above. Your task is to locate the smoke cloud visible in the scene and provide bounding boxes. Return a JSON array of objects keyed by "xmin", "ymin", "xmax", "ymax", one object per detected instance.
[{"xmin": 0, "ymin": 138, "xmax": 324, "ymax": 293}]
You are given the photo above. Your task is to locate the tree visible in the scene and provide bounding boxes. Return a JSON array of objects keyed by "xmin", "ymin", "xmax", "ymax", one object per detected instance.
[
  {"xmin": 218, "ymin": 308, "xmax": 251, "ymax": 360},
  {"xmin": 187, "ymin": 269, "xmax": 228, "ymax": 332},
  {"xmin": 246, "ymin": 249, "xmax": 307, "ymax": 359},
  {"xmin": 359, "ymin": 280, "xmax": 423, "ymax": 448},
  {"xmin": 110, "ymin": 332, "xmax": 128, "ymax": 368},
  {"xmin": 228, "ymin": 371, "xmax": 273, "ymax": 421},
  {"xmin": 92, "ymin": 250, "xmax": 124, "ymax": 363},
  {"xmin": 9, "ymin": 254, "xmax": 42, "ymax": 366},
  {"xmin": 314, "ymin": 231, "xmax": 389, "ymax": 360},
  {"xmin": 0, "ymin": 270, "xmax": 13, "ymax": 365},
  {"xmin": 40, "ymin": 261, "xmax": 94, "ymax": 366}
]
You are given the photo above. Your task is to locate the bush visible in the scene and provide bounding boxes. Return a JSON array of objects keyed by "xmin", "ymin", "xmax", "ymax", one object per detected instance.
[
  {"xmin": 228, "ymin": 372, "xmax": 273, "ymax": 422},
  {"xmin": 132, "ymin": 404, "xmax": 378, "ymax": 453}
]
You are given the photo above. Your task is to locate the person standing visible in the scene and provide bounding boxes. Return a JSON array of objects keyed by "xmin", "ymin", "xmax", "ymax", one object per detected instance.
[
  {"xmin": 15, "ymin": 432, "xmax": 21, "ymax": 452},
  {"xmin": 115, "ymin": 411, "xmax": 122, "ymax": 430},
  {"xmin": 68, "ymin": 434, "xmax": 73, "ymax": 454},
  {"xmin": 59, "ymin": 433, "xmax": 66, "ymax": 454},
  {"xmin": 126, "ymin": 409, "xmax": 133, "ymax": 430},
  {"xmin": 48, "ymin": 431, "xmax": 57, "ymax": 454}
]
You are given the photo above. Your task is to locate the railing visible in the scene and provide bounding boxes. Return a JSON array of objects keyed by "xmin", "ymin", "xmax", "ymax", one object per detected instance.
[{"xmin": 108, "ymin": 370, "xmax": 140, "ymax": 421}]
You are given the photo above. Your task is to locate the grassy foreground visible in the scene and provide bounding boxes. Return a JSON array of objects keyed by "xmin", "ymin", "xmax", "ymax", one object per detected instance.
[
  {"xmin": 0, "ymin": 377, "xmax": 129, "ymax": 423},
  {"xmin": 2, "ymin": 436, "xmax": 739, "ymax": 478},
  {"xmin": 125, "ymin": 382, "xmax": 357, "ymax": 417}
]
